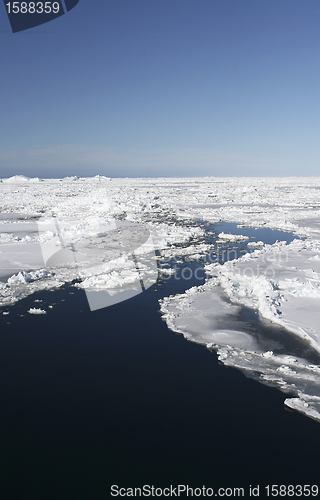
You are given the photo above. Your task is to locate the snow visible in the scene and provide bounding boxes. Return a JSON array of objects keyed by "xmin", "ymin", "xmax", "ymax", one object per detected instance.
[{"xmin": 2, "ymin": 175, "xmax": 320, "ymax": 421}]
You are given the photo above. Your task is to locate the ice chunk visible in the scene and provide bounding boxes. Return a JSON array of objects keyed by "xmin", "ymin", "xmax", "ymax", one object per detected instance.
[
  {"xmin": 218, "ymin": 232, "xmax": 249, "ymax": 242},
  {"xmin": 28, "ymin": 308, "xmax": 46, "ymax": 315}
]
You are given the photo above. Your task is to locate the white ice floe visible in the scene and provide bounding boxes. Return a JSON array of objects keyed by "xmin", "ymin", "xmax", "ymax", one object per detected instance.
[
  {"xmin": 218, "ymin": 232, "xmax": 249, "ymax": 242},
  {"xmin": 247, "ymin": 241, "xmax": 265, "ymax": 248},
  {"xmin": 204, "ymin": 237, "xmax": 320, "ymax": 352},
  {"xmin": 28, "ymin": 308, "xmax": 46, "ymax": 315},
  {"xmin": 8, "ymin": 269, "xmax": 52, "ymax": 285},
  {"xmin": 2, "ymin": 175, "xmax": 320, "ymax": 421},
  {"xmin": 160, "ymin": 284, "xmax": 320, "ymax": 423}
]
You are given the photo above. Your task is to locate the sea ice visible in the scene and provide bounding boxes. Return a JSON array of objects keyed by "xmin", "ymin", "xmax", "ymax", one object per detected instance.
[
  {"xmin": 218, "ymin": 232, "xmax": 249, "ymax": 242},
  {"xmin": 2, "ymin": 175, "xmax": 320, "ymax": 421},
  {"xmin": 28, "ymin": 308, "xmax": 46, "ymax": 315}
]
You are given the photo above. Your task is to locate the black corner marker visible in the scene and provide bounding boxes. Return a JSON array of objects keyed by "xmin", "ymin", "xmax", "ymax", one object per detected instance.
[{"xmin": 3, "ymin": 0, "xmax": 80, "ymax": 33}]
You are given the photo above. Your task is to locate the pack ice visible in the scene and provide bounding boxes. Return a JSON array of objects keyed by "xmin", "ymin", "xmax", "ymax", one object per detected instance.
[{"xmin": 1, "ymin": 175, "xmax": 320, "ymax": 422}]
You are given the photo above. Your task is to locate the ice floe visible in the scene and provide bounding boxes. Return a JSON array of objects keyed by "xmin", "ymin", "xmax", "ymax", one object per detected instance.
[
  {"xmin": 218, "ymin": 232, "xmax": 249, "ymax": 242},
  {"xmin": 160, "ymin": 284, "xmax": 320, "ymax": 423},
  {"xmin": 28, "ymin": 307, "xmax": 46, "ymax": 315}
]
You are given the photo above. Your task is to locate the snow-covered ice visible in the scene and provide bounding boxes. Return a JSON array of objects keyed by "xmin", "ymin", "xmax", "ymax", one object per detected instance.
[
  {"xmin": 2, "ymin": 175, "xmax": 320, "ymax": 421},
  {"xmin": 218, "ymin": 232, "xmax": 249, "ymax": 242},
  {"xmin": 28, "ymin": 307, "xmax": 46, "ymax": 315}
]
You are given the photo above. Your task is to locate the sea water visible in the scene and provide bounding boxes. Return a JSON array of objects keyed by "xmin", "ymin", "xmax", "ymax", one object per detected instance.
[{"xmin": 0, "ymin": 223, "xmax": 319, "ymax": 499}]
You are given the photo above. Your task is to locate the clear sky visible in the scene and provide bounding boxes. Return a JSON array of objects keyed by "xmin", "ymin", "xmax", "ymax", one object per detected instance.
[{"xmin": 1, "ymin": 0, "xmax": 320, "ymax": 178}]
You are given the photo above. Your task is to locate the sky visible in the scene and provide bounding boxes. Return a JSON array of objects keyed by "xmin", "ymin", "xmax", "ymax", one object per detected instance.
[{"xmin": 1, "ymin": 0, "xmax": 320, "ymax": 178}]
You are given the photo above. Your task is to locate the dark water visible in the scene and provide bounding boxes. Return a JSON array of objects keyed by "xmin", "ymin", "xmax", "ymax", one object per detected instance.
[
  {"xmin": 214, "ymin": 221, "xmax": 300, "ymax": 245},
  {"xmin": 0, "ymin": 226, "xmax": 320, "ymax": 499}
]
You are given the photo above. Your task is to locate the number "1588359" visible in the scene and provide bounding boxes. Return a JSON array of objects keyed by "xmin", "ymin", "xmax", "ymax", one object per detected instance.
[{"xmin": 6, "ymin": 2, "xmax": 60, "ymax": 14}]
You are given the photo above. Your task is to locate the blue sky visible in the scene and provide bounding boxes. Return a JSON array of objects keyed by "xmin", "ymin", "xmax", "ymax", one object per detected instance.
[{"xmin": 1, "ymin": 0, "xmax": 320, "ymax": 178}]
